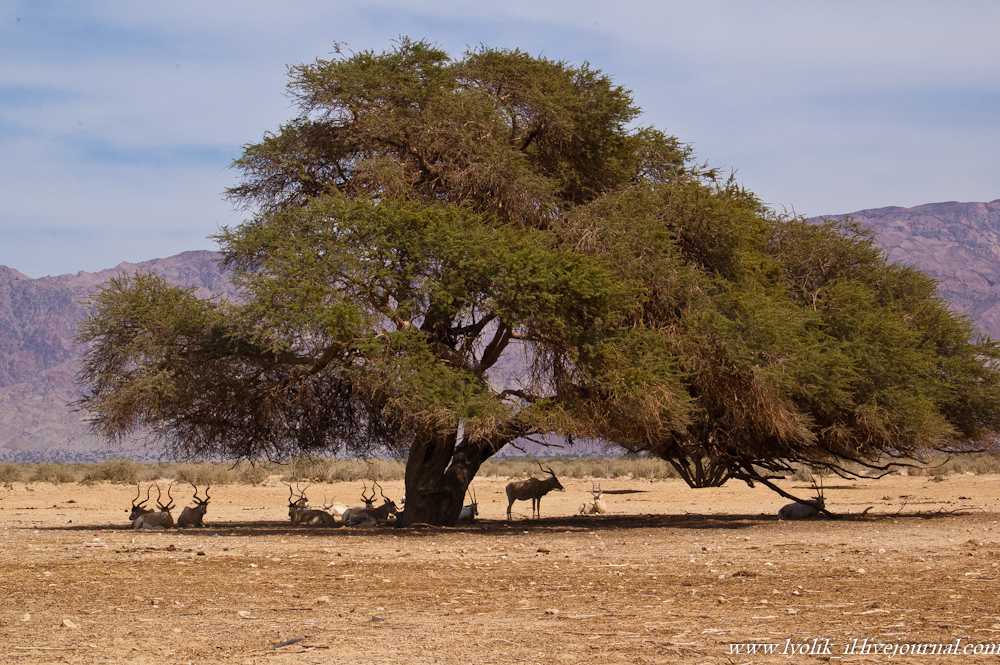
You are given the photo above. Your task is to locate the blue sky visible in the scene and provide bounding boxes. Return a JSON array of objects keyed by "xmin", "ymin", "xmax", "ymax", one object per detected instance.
[{"xmin": 2, "ymin": 1, "xmax": 999, "ymax": 278}]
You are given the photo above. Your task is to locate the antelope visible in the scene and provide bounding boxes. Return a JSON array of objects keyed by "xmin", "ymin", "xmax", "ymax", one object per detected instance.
[
  {"xmin": 342, "ymin": 481, "xmax": 399, "ymax": 526},
  {"xmin": 457, "ymin": 487, "xmax": 478, "ymax": 523},
  {"xmin": 285, "ymin": 483, "xmax": 340, "ymax": 527},
  {"xmin": 132, "ymin": 482, "xmax": 176, "ymax": 530},
  {"xmin": 506, "ymin": 464, "xmax": 564, "ymax": 520},
  {"xmin": 127, "ymin": 482, "xmax": 154, "ymax": 524},
  {"xmin": 339, "ymin": 481, "xmax": 376, "ymax": 524},
  {"xmin": 321, "ymin": 494, "xmax": 349, "ymax": 518},
  {"xmin": 176, "ymin": 482, "xmax": 210, "ymax": 528},
  {"xmin": 579, "ymin": 480, "xmax": 608, "ymax": 515},
  {"xmin": 777, "ymin": 477, "xmax": 826, "ymax": 519}
]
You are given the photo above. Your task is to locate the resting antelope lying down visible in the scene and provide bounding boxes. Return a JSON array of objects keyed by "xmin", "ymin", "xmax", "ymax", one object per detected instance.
[
  {"xmin": 127, "ymin": 482, "xmax": 154, "ymax": 523},
  {"xmin": 777, "ymin": 478, "xmax": 826, "ymax": 519},
  {"xmin": 176, "ymin": 482, "xmax": 210, "ymax": 528},
  {"xmin": 579, "ymin": 480, "xmax": 608, "ymax": 515},
  {"xmin": 286, "ymin": 483, "xmax": 340, "ymax": 527},
  {"xmin": 342, "ymin": 481, "xmax": 399, "ymax": 526},
  {"xmin": 132, "ymin": 482, "xmax": 176, "ymax": 530}
]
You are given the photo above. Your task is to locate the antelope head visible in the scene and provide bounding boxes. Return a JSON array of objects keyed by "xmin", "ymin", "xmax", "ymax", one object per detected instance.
[
  {"xmin": 156, "ymin": 481, "xmax": 176, "ymax": 514},
  {"xmin": 361, "ymin": 481, "xmax": 375, "ymax": 508}
]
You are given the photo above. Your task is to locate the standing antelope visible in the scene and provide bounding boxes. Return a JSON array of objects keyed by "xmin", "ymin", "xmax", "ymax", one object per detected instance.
[
  {"xmin": 777, "ymin": 477, "xmax": 826, "ymax": 519},
  {"xmin": 458, "ymin": 487, "xmax": 478, "ymax": 523},
  {"xmin": 579, "ymin": 480, "xmax": 608, "ymax": 515},
  {"xmin": 285, "ymin": 483, "xmax": 340, "ymax": 526},
  {"xmin": 132, "ymin": 482, "xmax": 176, "ymax": 530},
  {"xmin": 176, "ymin": 482, "xmax": 211, "ymax": 527},
  {"xmin": 506, "ymin": 464, "xmax": 564, "ymax": 520},
  {"xmin": 127, "ymin": 482, "xmax": 154, "ymax": 524}
]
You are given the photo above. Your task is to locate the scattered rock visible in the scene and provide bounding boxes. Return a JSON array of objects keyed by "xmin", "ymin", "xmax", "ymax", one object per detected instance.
[
  {"xmin": 314, "ymin": 596, "xmax": 331, "ymax": 604},
  {"xmin": 545, "ymin": 608, "xmax": 560, "ymax": 615},
  {"xmin": 537, "ymin": 547, "xmax": 550, "ymax": 554},
  {"xmin": 62, "ymin": 619, "xmax": 80, "ymax": 629}
]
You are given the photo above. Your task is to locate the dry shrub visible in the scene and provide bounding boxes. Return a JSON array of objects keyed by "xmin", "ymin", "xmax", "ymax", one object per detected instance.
[
  {"xmin": 236, "ymin": 462, "xmax": 271, "ymax": 486},
  {"xmin": 172, "ymin": 462, "xmax": 236, "ymax": 486},
  {"xmin": 28, "ymin": 463, "xmax": 80, "ymax": 484},
  {"xmin": 80, "ymin": 458, "xmax": 140, "ymax": 485},
  {"xmin": 0, "ymin": 462, "xmax": 24, "ymax": 484}
]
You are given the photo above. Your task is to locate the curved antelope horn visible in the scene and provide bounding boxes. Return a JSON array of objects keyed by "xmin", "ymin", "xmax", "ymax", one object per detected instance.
[
  {"xmin": 154, "ymin": 483, "xmax": 164, "ymax": 508},
  {"xmin": 189, "ymin": 481, "xmax": 199, "ymax": 501},
  {"xmin": 162, "ymin": 481, "xmax": 176, "ymax": 511},
  {"xmin": 361, "ymin": 481, "xmax": 373, "ymax": 503},
  {"xmin": 203, "ymin": 485, "xmax": 211, "ymax": 503},
  {"xmin": 375, "ymin": 480, "xmax": 387, "ymax": 501},
  {"xmin": 544, "ymin": 465, "xmax": 556, "ymax": 477},
  {"xmin": 472, "ymin": 487, "xmax": 477, "ymax": 504},
  {"xmin": 131, "ymin": 482, "xmax": 143, "ymax": 508},
  {"xmin": 285, "ymin": 482, "xmax": 294, "ymax": 503}
]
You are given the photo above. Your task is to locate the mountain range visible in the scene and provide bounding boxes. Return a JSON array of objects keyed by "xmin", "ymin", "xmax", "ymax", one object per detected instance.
[{"xmin": 2, "ymin": 199, "xmax": 999, "ymax": 461}]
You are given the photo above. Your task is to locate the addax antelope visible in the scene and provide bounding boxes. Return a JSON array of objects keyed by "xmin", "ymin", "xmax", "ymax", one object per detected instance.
[
  {"xmin": 342, "ymin": 481, "xmax": 399, "ymax": 526},
  {"xmin": 506, "ymin": 463, "xmax": 564, "ymax": 520},
  {"xmin": 176, "ymin": 482, "xmax": 211, "ymax": 527},
  {"xmin": 132, "ymin": 482, "xmax": 176, "ymax": 530},
  {"xmin": 457, "ymin": 487, "xmax": 478, "ymax": 523},
  {"xmin": 285, "ymin": 483, "xmax": 340, "ymax": 527},
  {"xmin": 127, "ymin": 482, "xmax": 154, "ymax": 525},
  {"xmin": 777, "ymin": 477, "xmax": 826, "ymax": 519},
  {"xmin": 579, "ymin": 480, "xmax": 608, "ymax": 515}
]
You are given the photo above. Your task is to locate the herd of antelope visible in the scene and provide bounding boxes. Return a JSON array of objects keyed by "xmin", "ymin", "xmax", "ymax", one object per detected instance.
[{"xmin": 125, "ymin": 464, "xmax": 831, "ymax": 529}]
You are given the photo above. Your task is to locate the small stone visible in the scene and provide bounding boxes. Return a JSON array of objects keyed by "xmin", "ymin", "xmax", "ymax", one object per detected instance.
[
  {"xmin": 545, "ymin": 608, "xmax": 560, "ymax": 616},
  {"xmin": 856, "ymin": 568, "xmax": 866, "ymax": 574},
  {"xmin": 537, "ymin": 547, "xmax": 550, "ymax": 554},
  {"xmin": 427, "ymin": 570, "xmax": 437, "ymax": 578},
  {"xmin": 62, "ymin": 619, "xmax": 80, "ymax": 629},
  {"xmin": 314, "ymin": 596, "xmax": 331, "ymax": 604},
  {"xmin": 21, "ymin": 613, "xmax": 30, "ymax": 622},
  {"xmin": 237, "ymin": 610, "xmax": 251, "ymax": 618},
  {"xmin": 327, "ymin": 561, "xmax": 336, "ymax": 566}
]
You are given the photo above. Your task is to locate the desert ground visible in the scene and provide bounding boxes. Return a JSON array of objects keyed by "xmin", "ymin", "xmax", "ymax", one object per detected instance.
[{"xmin": 2, "ymin": 474, "xmax": 1000, "ymax": 664}]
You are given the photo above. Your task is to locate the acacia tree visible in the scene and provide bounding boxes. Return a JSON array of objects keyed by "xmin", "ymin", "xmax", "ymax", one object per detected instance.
[{"xmin": 76, "ymin": 40, "xmax": 1000, "ymax": 525}]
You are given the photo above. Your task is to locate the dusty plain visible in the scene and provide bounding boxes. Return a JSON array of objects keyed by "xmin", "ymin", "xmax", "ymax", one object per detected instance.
[{"xmin": 2, "ymin": 474, "xmax": 1000, "ymax": 664}]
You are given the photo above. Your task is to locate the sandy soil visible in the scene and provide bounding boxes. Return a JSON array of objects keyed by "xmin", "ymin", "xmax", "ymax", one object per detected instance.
[{"xmin": 2, "ymin": 474, "xmax": 1000, "ymax": 664}]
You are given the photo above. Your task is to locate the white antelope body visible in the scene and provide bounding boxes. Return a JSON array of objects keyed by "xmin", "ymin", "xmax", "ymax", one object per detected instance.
[
  {"xmin": 506, "ymin": 465, "xmax": 564, "ymax": 520},
  {"xmin": 777, "ymin": 478, "xmax": 826, "ymax": 520}
]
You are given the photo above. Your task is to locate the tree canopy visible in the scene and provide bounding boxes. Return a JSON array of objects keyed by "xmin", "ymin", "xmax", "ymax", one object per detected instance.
[{"xmin": 76, "ymin": 39, "xmax": 1000, "ymax": 525}]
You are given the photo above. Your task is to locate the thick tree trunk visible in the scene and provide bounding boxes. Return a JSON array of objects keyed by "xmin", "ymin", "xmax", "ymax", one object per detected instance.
[{"xmin": 399, "ymin": 429, "xmax": 505, "ymax": 527}]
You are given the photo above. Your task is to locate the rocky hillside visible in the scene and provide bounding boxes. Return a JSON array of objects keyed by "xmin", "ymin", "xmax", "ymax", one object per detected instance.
[
  {"xmin": 815, "ymin": 199, "xmax": 1000, "ymax": 338},
  {"xmin": 0, "ymin": 251, "xmax": 234, "ymax": 461}
]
